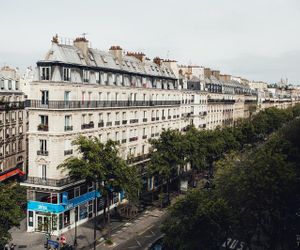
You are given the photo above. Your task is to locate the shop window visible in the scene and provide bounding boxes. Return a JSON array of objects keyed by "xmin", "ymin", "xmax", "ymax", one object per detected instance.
[
  {"xmin": 79, "ymin": 204, "xmax": 88, "ymax": 220},
  {"xmin": 52, "ymin": 214, "xmax": 57, "ymax": 231},
  {"xmin": 64, "ymin": 210, "xmax": 70, "ymax": 227},
  {"xmin": 59, "ymin": 214, "xmax": 63, "ymax": 230},
  {"xmin": 97, "ymin": 197, "xmax": 104, "ymax": 212}
]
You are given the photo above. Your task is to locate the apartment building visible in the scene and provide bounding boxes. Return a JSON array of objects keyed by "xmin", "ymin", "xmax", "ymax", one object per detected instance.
[
  {"xmin": 21, "ymin": 36, "xmax": 201, "ymax": 235},
  {"xmin": 0, "ymin": 67, "xmax": 27, "ymax": 182}
]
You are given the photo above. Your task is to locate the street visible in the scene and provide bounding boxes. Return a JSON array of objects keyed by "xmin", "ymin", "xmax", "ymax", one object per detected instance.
[{"xmin": 96, "ymin": 210, "xmax": 167, "ymax": 250}]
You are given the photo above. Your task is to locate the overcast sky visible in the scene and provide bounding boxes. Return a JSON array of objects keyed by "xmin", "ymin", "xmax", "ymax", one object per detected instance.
[{"xmin": 0, "ymin": 0, "xmax": 300, "ymax": 83}]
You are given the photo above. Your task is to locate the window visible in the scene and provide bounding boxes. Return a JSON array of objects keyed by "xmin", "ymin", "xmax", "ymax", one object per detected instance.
[
  {"xmin": 0, "ymin": 80, "xmax": 4, "ymax": 90},
  {"xmin": 40, "ymin": 67, "xmax": 51, "ymax": 80},
  {"xmin": 65, "ymin": 115, "xmax": 71, "ymax": 127},
  {"xmin": 41, "ymin": 90, "xmax": 49, "ymax": 105},
  {"xmin": 64, "ymin": 91, "xmax": 70, "ymax": 102},
  {"xmin": 40, "ymin": 115, "xmax": 48, "ymax": 126},
  {"xmin": 83, "ymin": 70, "xmax": 89, "ymax": 83},
  {"xmin": 63, "ymin": 68, "xmax": 71, "ymax": 81},
  {"xmin": 41, "ymin": 165, "xmax": 47, "ymax": 180},
  {"xmin": 8, "ymin": 80, "xmax": 12, "ymax": 90},
  {"xmin": 39, "ymin": 139, "xmax": 47, "ymax": 152},
  {"xmin": 122, "ymin": 112, "xmax": 126, "ymax": 120}
]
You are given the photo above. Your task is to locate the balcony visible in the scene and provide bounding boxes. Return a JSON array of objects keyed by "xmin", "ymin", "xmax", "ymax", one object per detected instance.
[
  {"xmin": 25, "ymin": 100, "xmax": 181, "ymax": 109},
  {"xmin": 98, "ymin": 121, "xmax": 104, "ymax": 127},
  {"xmin": 142, "ymin": 135, "xmax": 147, "ymax": 139},
  {"xmin": 121, "ymin": 139, "xmax": 127, "ymax": 143},
  {"xmin": 64, "ymin": 149, "xmax": 73, "ymax": 156},
  {"xmin": 156, "ymin": 117, "xmax": 159, "ymax": 121},
  {"xmin": 173, "ymin": 115, "xmax": 176, "ymax": 118},
  {"xmin": 37, "ymin": 150, "xmax": 48, "ymax": 156},
  {"xmin": 38, "ymin": 124, "xmax": 49, "ymax": 131},
  {"xmin": 81, "ymin": 122, "xmax": 94, "ymax": 129},
  {"xmin": 168, "ymin": 116, "xmax": 171, "ymax": 119},
  {"xmin": 106, "ymin": 121, "xmax": 112, "ymax": 127},
  {"xmin": 130, "ymin": 119, "xmax": 138, "ymax": 124},
  {"xmin": 143, "ymin": 118, "xmax": 147, "ymax": 122},
  {"xmin": 129, "ymin": 137, "xmax": 138, "ymax": 142},
  {"xmin": 122, "ymin": 120, "xmax": 127, "ymax": 125},
  {"xmin": 23, "ymin": 176, "xmax": 75, "ymax": 187},
  {"xmin": 162, "ymin": 116, "xmax": 166, "ymax": 120},
  {"xmin": 208, "ymin": 98, "xmax": 235, "ymax": 104},
  {"xmin": 127, "ymin": 153, "xmax": 150, "ymax": 165},
  {"xmin": 64, "ymin": 125, "xmax": 73, "ymax": 131},
  {"xmin": 115, "ymin": 121, "xmax": 120, "ymax": 126},
  {"xmin": 0, "ymin": 101, "xmax": 25, "ymax": 111},
  {"xmin": 151, "ymin": 117, "xmax": 155, "ymax": 121}
]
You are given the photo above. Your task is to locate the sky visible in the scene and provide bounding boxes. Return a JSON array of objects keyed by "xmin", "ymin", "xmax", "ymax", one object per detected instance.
[{"xmin": 0, "ymin": 0, "xmax": 300, "ymax": 84}]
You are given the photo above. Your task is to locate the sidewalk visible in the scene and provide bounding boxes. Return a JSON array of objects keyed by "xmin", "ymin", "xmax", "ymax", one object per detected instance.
[{"xmin": 10, "ymin": 208, "xmax": 166, "ymax": 250}]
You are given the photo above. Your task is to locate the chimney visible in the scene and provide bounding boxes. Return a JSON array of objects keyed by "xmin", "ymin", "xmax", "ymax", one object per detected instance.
[
  {"xmin": 211, "ymin": 70, "xmax": 220, "ymax": 80},
  {"xmin": 153, "ymin": 57, "xmax": 162, "ymax": 66},
  {"xmin": 126, "ymin": 52, "xmax": 146, "ymax": 62},
  {"xmin": 74, "ymin": 37, "xmax": 89, "ymax": 57},
  {"xmin": 204, "ymin": 68, "xmax": 212, "ymax": 78},
  {"xmin": 109, "ymin": 46, "xmax": 123, "ymax": 61}
]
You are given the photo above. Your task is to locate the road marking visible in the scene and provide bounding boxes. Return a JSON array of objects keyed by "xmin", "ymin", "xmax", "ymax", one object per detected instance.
[
  {"xmin": 136, "ymin": 239, "xmax": 142, "ymax": 247},
  {"xmin": 137, "ymin": 225, "xmax": 154, "ymax": 236}
]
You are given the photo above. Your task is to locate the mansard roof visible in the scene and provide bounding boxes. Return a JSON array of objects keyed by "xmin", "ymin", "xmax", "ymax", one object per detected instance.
[{"xmin": 40, "ymin": 43, "xmax": 177, "ymax": 79}]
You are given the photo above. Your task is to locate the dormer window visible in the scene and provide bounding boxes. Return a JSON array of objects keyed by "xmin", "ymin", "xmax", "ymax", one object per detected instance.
[
  {"xmin": 40, "ymin": 67, "xmax": 51, "ymax": 81},
  {"xmin": 83, "ymin": 70, "xmax": 90, "ymax": 83},
  {"xmin": 63, "ymin": 68, "xmax": 71, "ymax": 81}
]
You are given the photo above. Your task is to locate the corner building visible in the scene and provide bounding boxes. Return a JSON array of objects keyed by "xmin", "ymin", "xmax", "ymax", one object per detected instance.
[{"xmin": 22, "ymin": 37, "xmax": 200, "ymax": 235}]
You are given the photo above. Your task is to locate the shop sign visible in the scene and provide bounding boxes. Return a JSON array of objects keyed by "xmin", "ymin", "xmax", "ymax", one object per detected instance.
[{"xmin": 27, "ymin": 190, "xmax": 101, "ymax": 213}]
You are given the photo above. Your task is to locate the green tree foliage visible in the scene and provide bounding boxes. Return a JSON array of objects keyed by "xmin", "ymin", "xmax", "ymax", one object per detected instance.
[
  {"xmin": 0, "ymin": 184, "xmax": 26, "ymax": 247},
  {"xmin": 58, "ymin": 136, "xmax": 141, "ymax": 238},
  {"xmin": 148, "ymin": 129, "xmax": 187, "ymax": 198},
  {"xmin": 161, "ymin": 104, "xmax": 300, "ymax": 250}
]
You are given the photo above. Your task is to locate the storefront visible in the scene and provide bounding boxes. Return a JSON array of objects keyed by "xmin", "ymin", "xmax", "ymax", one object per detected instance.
[{"xmin": 27, "ymin": 190, "xmax": 125, "ymax": 235}]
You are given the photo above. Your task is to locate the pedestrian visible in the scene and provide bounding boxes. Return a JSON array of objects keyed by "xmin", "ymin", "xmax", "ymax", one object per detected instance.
[
  {"xmin": 4, "ymin": 243, "xmax": 10, "ymax": 250},
  {"xmin": 10, "ymin": 244, "xmax": 15, "ymax": 250}
]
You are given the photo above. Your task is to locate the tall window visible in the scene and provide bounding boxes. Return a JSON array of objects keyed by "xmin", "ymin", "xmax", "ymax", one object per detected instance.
[
  {"xmin": 63, "ymin": 68, "xmax": 71, "ymax": 81},
  {"xmin": 39, "ymin": 139, "xmax": 47, "ymax": 152},
  {"xmin": 41, "ymin": 165, "xmax": 47, "ymax": 180},
  {"xmin": 64, "ymin": 91, "xmax": 70, "ymax": 102},
  {"xmin": 40, "ymin": 67, "xmax": 51, "ymax": 80},
  {"xmin": 65, "ymin": 115, "xmax": 71, "ymax": 128},
  {"xmin": 83, "ymin": 70, "xmax": 90, "ymax": 83},
  {"xmin": 41, "ymin": 90, "xmax": 49, "ymax": 105}
]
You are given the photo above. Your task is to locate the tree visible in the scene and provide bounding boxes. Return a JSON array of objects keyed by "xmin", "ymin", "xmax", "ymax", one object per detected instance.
[
  {"xmin": 59, "ymin": 136, "xmax": 141, "ymax": 241},
  {"xmin": 0, "ymin": 184, "xmax": 26, "ymax": 248},
  {"xmin": 162, "ymin": 189, "xmax": 232, "ymax": 250},
  {"xmin": 148, "ymin": 129, "xmax": 187, "ymax": 200}
]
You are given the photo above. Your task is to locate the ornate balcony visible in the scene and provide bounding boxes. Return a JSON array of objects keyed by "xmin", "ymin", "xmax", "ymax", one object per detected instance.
[{"xmin": 26, "ymin": 100, "xmax": 181, "ymax": 109}]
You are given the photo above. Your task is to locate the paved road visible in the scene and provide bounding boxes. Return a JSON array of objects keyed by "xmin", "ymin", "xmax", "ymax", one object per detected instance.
[
  {"xmin": 112, "ymin": 217, "xmax": 164, "ymax": 250},
  {"xmin": 96, "ymin": 210, "xmax": 167, "ymax": 250}
]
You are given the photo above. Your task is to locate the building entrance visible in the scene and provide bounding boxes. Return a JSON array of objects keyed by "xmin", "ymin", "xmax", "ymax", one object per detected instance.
[{"xmin": 36, "ymin": 214, "xmax": 50, "ymax": 232}]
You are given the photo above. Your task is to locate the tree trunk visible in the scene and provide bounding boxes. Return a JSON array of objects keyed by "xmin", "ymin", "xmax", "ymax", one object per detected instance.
[
  {"xmin": 107, "ymin": 193, "xmax": 111, "ymax": 239},
  {"xmin": 167, "ymin": 178, "xmax": 170, "ymax": 204}
]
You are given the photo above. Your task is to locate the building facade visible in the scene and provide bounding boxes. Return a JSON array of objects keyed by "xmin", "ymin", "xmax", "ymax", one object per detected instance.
[
  {"xmin": 22, "ymin": 37, "xmax": 200, "ymax": 235},
  {"xmin": 0, "ymin": 67, "xmax": 27, "ymax": 181}
]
